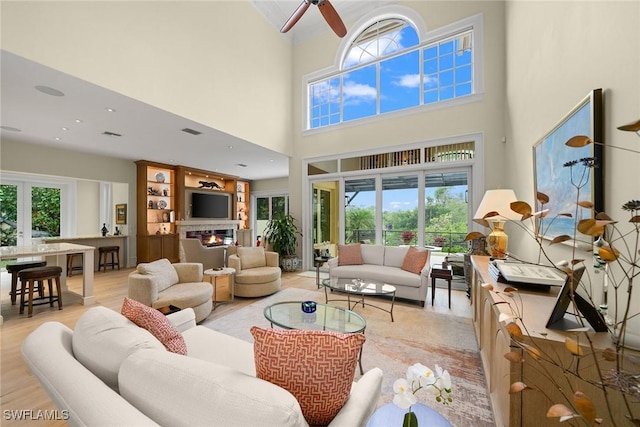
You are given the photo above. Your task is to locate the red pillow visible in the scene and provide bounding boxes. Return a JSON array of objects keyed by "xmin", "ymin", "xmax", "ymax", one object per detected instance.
[
  {"xmin": 250, "ymin": 326, "xmax": 365, "ymax": 426},
  {"xmin": 338, "ymin": 243, "xmax": 363, "ymax": 266},
  {"xmin": 401, "ymin": 246, "xmax": 429, "ymax": 274},
  {"xmin": 121, "ymin": 298, "xmax": 187, "ymax": 355}
]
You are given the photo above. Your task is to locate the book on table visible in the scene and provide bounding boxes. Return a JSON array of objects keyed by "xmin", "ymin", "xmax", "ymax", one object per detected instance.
[{"xmin": 490, "ymin": 260, "xmax": 566, "ymax": 287}]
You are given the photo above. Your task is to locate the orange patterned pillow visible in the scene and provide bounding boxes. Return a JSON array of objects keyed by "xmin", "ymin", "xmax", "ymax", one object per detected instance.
[
  {"xmin": 250, "ymin": 326, "xmax": 365, "ymax": 425},
  {"xmin": 121, "ymin": 298, "xmax": 187, "ymax": 355},
  {"xmin": 401, "ymin": 246, "xmax": 429, "ymax": 274},
  {"xmin": 338, "ymin": 243, "xmax": 363, "ymax": 266}
]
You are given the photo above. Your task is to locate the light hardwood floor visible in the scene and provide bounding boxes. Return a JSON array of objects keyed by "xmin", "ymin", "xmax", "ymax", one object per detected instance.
[{"xmin": 0, "ymin": 268, "xmax": 470, "ymax": 427}]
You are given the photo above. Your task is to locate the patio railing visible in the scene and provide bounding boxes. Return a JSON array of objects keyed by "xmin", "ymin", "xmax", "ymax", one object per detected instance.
[{"xmin": 345, "ymin": 229, "xmax": 468, "ymax": 253}]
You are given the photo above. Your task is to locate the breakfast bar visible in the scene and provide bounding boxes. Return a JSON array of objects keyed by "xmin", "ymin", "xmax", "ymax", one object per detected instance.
[{"xmin": 1, "ymin": 243, "xmax": 95, "ymax": 324}]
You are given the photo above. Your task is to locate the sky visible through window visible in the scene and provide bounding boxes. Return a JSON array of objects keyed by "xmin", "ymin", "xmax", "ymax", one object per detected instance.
[
  {"xmin": 309, "ymin": 22, "xmax": 473, "ymax": 129},
  {"xmin": 347, "ymin": 185, "xmax": 467, "ymax": 212}
]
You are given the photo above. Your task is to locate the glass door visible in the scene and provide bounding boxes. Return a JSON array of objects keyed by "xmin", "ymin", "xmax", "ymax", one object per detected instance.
[
  {"xmin": 344, "ymin": 177, "xmax": 376, "ymax": 244},
  {"xmin": 312, "ymin": 181, "xmax": 339, "ymax": 255},
  {"xmin": 255, "ymin": 194, "xmax": 288, "ymax": 247},
  {"xmin": 0, "ymin": 180, "xmax": 63, "ymax": 249}
]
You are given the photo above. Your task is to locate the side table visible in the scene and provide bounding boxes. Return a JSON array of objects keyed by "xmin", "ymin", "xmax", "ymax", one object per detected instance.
[
  {"xmin": 430, "ymin": 263, "xmax": 453, "ymax": 308},
  {"xmin": 366, "ymin": 403, "xmax": 452, "ymax": 427},
  {"xmin": 204, "ymin": 267, "xmax": 235, "ymax": 309},
  {"xmin": 314, "ymin": 256, "xmax": 331, "ymax": 288}
]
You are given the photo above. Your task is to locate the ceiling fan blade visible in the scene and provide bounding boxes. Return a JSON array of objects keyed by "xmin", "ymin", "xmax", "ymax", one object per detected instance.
[
  {"xmin": 318, "ymin": 0, "xmax": 347, "ymax": 37},
  {"xmin": 280, "ymin": 0, "xmax": 311, "ymax": 33}
]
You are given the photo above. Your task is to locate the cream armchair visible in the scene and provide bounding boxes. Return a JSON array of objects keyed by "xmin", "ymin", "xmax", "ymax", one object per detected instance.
[
  {"xmin": 228, "ymin": 247, "xmax": 281, "ymax": 297},
  {"xmin": 179, "ymin": 238, "xmax": 225, "ymax": 271},
  {"xmin": 127, "ymin": 258, "xmax": 213, "ymax": 322}
]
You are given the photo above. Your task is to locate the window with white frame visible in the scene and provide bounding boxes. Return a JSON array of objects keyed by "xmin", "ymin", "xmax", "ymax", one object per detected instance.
[{"xmin": 307, "ymin": 15, "xmax": 478, "ymax": 130}]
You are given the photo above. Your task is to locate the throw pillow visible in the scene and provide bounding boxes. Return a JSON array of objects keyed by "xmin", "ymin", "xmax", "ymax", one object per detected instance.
[
  {"xmin": 136, "ymin": 258, "xmax": 179, "ymax": 292},
  {"xmin": 338, "ymin": 243, "xmax": 363, "ymax": 266},
  {"xmin": 121, "ymin": 298, "xmax": 187, "ymax": 355},
  {"xmin": 250, "ymin": 326, "xmax": 366, "ymax": 426},
  {"xmin": 401, "ymin": 246, "xmax": 429, "ymax": 274},
  {"xmin": 237, "ymin": 246, "xmax": 266, "ymax": 269}
]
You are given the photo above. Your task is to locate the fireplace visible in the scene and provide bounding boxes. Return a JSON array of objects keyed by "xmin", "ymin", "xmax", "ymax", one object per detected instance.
[
  {"xmin": 176, "ymin": 220, "xmax": 242, "ymax": 246},
  {"xmin": 186, "ymin": 229, "xmax": 233, "ymax": 247}
]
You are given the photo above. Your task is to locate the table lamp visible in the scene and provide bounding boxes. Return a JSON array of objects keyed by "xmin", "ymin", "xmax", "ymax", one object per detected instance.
[{"xmin": 473, "ymin": 189, "xmax": 520, "ymax": 259}]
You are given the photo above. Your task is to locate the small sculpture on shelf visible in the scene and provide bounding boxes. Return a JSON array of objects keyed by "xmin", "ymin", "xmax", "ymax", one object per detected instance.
[
  {"xmin": 198, "ymin": 181, "xmax": 222, "ymax": 190},
  {"xmin": 101, "ymin": 223, "xmax": 108, "ymax": 237},
  {"xmin": 147, "ymin": 187, "xmax": 160, "ymax": 196}
]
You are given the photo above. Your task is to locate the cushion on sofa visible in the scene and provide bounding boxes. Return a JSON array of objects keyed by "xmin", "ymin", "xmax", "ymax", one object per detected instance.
[
  {"xmin": 72, "ymin": 306, "xmax": 166, "ymax": 391},
  {"xmin": 383, "ymin": 246, "xmax": 409, "ymax": 268},
  {"xmin": 119, "ymin": 349, "xmax": 307, "ymax": 427},
  {"xmin": 361, "ymin": 244, "xmax": 385, "ymax": 265},
  {"xmin": 250, "ymin": 326, "xmax": 365, "ymax": 426},
  {"xmin": 402, "ymin": 246, "xmax": 429, "ymax": 274},
  {"xmin": 238, "ymin": 247, "xmax": 267, "ymax": 269},
  {"xmin": 338, "ymin": 243, "xmax": 363, "ymax": 266},
  {"xmin": 136, "ymin": 258, "xmax": 179, "ymax": 292},
  {"xmin": 121, "ymin": 297, "xmax": 187, "ymax": 355}
]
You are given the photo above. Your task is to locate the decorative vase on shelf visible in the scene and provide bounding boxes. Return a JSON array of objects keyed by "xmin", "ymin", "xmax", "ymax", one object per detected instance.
[{"xmin": 101, "ymin": 223, "xmax": 108, "ymax": 237}]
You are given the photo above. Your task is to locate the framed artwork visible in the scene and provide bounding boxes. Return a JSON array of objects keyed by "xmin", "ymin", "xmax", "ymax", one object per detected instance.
[
  {"xmin": 115, "ymin": 204, "xmax": 127, "ymax": 225},
  {"xmin": 533, "ymin": 88, "xmax": 604, "ymax": 240}
]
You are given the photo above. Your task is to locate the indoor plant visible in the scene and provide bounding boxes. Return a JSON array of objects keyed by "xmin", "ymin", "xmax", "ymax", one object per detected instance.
[{"xmin": 263, "ymin": 213, "xmax": 302, "ymax": 272}]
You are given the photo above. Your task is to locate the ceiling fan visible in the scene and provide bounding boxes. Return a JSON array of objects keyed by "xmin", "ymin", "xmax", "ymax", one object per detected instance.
[{"xmin": 280, "ymin": 0, "xmax": 347, "ymax": 38}]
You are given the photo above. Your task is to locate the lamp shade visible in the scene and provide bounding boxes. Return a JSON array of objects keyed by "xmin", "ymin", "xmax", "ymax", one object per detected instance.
[{"xmin": 473, "ymin": 189, "xmax": 520, "ymax": 225}]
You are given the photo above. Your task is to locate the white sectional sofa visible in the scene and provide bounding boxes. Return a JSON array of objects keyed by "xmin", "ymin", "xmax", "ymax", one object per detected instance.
[
  {"xmin": 328, "ymin": 244, "xmax": 431, "ymax": 306},
  {"xmin": 21, "ymin": 306, "xmax": 383, "ymax": 427}
]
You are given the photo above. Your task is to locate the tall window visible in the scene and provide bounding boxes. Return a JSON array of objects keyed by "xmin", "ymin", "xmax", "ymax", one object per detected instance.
[{"xmin": 308, "ymin": 16, "xmax": 476, "ymax": 129}]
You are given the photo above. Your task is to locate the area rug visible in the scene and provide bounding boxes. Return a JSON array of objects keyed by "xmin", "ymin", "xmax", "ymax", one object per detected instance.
[{"xmin": 202, "ymin": 288, "xmax": 494, "ymax": 426}]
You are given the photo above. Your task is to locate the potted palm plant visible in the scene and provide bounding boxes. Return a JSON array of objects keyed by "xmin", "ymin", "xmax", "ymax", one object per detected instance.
[{"xmin": 263, "ymin": 213, "xmax": 302, "ymax": 272}]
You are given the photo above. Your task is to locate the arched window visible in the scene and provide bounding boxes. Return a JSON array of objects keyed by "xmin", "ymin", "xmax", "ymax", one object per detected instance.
[{"xmin": 306, "ymin": 13, "xmax": 480, "ymax": 130}]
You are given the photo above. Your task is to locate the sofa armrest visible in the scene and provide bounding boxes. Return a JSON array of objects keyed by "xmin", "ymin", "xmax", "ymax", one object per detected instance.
[
  {"xmin": 167, "ymin": 308, "xmax": 196, "ymax": 333},
  {"xmin": 127, "ymin": 273, "xmax": 158, "ymax": 306},
  {"xmin": 328, "ymin": 367, "xmax": 383, "ymax": 427},
  {"xmin": 265, "ymin": 251, "xmax": 279, "ymax": 267},
  {"xmin": 173, "ymin": 263, "xmax": 203, "ymax": 283},
  {"xmin": 327, "ymin": 257, "xmax": 338, "ymax": 270},
  {"xmin": 228, "ymin": 254, "xmax": 241, "ymax": 272}
]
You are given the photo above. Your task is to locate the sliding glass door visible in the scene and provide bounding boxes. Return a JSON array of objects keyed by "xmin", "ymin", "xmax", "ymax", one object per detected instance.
[
  {"xmin": 344, "ymin": 177, "xmax": 376, "ymax": 244},
  {"xmin": 424, "ymin": 170, "xmax": 469, "ymax": 252}
]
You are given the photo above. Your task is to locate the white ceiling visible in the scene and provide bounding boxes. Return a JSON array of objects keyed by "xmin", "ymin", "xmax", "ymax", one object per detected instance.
[{"xmin": 0, "ymin": 1, "xmax": 395, "ymax": 181}]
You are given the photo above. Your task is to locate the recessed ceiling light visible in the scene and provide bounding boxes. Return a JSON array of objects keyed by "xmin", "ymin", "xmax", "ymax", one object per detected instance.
[
  {"xmin": 75, "ymin": 119, "xmax": 83, "ymax": 123},
  {"xmin": 227, "ymin": 145, "xmax": 233, "ymax": 149},
  {"xmin": 105, "ymin": 107, "xmax": 116, "ymax": 112},
  {"xmin": 54, "ymin": 137, "xmax": 62, "ymax": 141},
  {"xmin": 62, "ymin": 127, "xmax": 69, "ymax": 131},
  {"xmin": 35, "ymin": 85, "xmax": 64, "ymax": 96},
  {"xmin": 0, "ymin": 126, "xmax": 21, "ymax": 132},
  {"xmin": 269, "ymin": 159, "xmax": 274, "ymax": 162}
]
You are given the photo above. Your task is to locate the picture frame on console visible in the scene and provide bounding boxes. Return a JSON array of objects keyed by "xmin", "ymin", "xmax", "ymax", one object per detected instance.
[{"xmin": 532, "ymin": 88, "xmax": 604, "ymax": 241}]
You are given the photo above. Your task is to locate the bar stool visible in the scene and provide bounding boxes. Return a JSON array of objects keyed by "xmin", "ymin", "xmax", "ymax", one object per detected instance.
[
  {"xmin": 18, "ymin": 266, "xmax": 63, "ymax": 318},
  {"xmin": 98, "ymin": 246, "xmax": 120, "ymax": 272},
  {"xmin": 7, "ymin": 261, "xmax": 47, "ymax": 305},
  {"xmin": 66, "ymin": 253, "xmax": 84, "ymax": 277}
]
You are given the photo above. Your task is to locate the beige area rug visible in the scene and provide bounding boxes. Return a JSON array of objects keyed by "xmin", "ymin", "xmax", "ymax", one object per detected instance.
[{"xmin": 202, "ymin": 287, "xmax": 494, "ymax": 427}]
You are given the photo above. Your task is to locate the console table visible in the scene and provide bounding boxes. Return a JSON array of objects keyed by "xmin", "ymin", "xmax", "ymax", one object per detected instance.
[{"xmin": 470, "ymin": 256, "xmax": 631, "ymax": 427}]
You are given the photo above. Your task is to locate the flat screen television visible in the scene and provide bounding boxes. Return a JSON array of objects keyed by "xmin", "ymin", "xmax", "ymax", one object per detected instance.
[
  {"xmin": 546, "ymin": 266, "xmax": 608, "ymax": 332},
  {"xmin": 191, "ymin": 192, "xmax": 230, "ymax": 219}
]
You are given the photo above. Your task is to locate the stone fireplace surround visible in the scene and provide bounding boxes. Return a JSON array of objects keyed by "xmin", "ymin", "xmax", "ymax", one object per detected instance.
[{"xmin": 176, "ymin": 220, "xmax": 242, "ymax": 246}]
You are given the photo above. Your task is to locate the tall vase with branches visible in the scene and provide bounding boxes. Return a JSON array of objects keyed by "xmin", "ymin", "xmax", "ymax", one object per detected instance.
[{"xmin": 466, "ymin": 118, "xmax": 640, "ymax": 425}]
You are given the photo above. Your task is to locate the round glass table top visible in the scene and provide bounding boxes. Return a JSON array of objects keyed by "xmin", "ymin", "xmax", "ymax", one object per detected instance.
[
  {"xmin": 263, "ymin": 301, "xmax": 366, "ymax": 333},
  {"xmin": 321, "ymin": 278, "xmax": 396, "ymax": 296}
]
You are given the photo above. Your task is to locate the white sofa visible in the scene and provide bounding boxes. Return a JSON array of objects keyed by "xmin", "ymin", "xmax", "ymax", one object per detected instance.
[
  {"xmin": 21, "ymin": 306, "xmax": 383, "ymax": 427},
  {"xmin": 328, "ymin": 244, "xmax": 431, "ymax": 306}
]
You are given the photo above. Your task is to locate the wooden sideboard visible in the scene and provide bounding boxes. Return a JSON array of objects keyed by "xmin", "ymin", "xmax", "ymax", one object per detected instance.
[{"xmin": 470, "ymin": 256, "xmax": 634, "ymax": 427}]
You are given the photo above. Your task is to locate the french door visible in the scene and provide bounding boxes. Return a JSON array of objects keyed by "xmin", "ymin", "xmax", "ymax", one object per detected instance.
[{"xmin": 0, "ymin": 179, "xmax": 65, "ymax": 249}]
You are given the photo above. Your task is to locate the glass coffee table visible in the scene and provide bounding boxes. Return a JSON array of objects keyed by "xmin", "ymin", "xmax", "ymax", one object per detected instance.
[
  {"xmin": 263, "ymin": 301, "xmax": 366, "ymax": 374},
  {"xmin": 321, "ymin": 278, "xmax": 396, "ymax": 322}
]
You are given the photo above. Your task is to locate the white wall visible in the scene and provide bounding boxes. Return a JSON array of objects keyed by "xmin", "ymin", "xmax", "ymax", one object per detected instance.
[
  {"xmin": 1, "ymin": 1, "xmax": 293, "ymax": 156},
  {"xmin": 76, "ymin": 180, "xmax": 100, "ymax": 236},
  {"xmin": 505, "ymin": 1, "xmax": 640, "ymax": 322}
]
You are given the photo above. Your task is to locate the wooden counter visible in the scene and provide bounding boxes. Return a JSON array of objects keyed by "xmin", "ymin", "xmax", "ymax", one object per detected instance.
[
  {"xmin": 470, "ymin": 256, "xmax": 633, "ymax": 427},
  {"xmin": 43, "ymin": 235, "xmax": 128, "ymax": 270}
]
